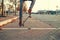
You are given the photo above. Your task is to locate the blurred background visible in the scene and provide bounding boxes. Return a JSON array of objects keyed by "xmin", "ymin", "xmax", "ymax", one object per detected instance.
[{"xmin": 0, "ymin": 0, "xmax": 60, "ymax": 16}]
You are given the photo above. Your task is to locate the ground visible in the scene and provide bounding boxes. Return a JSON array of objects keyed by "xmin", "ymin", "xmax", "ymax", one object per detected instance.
[{"xmin": 0, "ymin": 14, "xmax": 60, "ymax": 40}]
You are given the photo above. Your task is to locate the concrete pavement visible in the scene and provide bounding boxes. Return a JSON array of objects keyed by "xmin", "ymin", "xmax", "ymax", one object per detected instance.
[
  {"xmin": 1, "ymin": 14, "xmax": 60, "ymax": 28},
  {"xmin": 0, "ymin": 28, "xmax": 55, "ymax": 40},
  {"xmin": 0, "ymin": 14, "xmax": 60, "ymax": 40},
  {"xmin": 3, "ymin": 17, "xmax": 52, "ymax": 28},
  {"xmin": 32, "ymin": 14, "xmax": 60, "ymax": 28},
  {"xmin": 0, "ymin": 27, "xmax": 59, "ymax": 40}
]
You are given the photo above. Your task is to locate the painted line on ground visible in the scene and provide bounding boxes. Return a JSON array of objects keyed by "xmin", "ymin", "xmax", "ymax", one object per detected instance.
[{"xmin": 2, "ymin": 28, "xmax": 60, "ymax": 30}]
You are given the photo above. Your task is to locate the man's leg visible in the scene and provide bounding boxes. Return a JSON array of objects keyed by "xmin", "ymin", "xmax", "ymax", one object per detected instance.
[
  {"xmin": 23, "ymin": 0, "xmax": 36, "ymax": 18},
  {"xmin": 28, "ymin": 0, "xmax": 36, "ymax": 18},
  {"xmin": 19, "ymin": 0, "xmax": 23, "ymax": 26},
  {"xmin": 28, "ymin": 9, "xmax": 32, "ymax": 18}
]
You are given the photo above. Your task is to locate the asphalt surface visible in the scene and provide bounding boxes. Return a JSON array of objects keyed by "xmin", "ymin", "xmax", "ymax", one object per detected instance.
[
  {"xmin": 3, "ymin": 14, "xmax": 60, "ymax": 28},
  {"xmin": 0, "ymin": 28, "xmax": 60, "ymax": 40},
  {"xmin": 3, "ymin": 17, "xmax": 52, "ymax": 28},
  {"xmin": 32, "ymin": 14, "xmax": 60, "ymax": 28},
  {"xmin": 0, "ymin": 14, "xmax": 60, "ymax": 40}
]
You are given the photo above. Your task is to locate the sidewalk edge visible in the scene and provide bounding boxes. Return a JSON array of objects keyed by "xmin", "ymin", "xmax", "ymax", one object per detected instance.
[{"xmin": 0, "ymin": 16, "xmax": 18, "ymax": 27}]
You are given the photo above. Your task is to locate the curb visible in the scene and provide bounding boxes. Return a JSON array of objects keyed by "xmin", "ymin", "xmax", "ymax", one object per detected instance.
[{"xmin": 0, "ymin": 16, "xmax": 18, "ymax": 27}]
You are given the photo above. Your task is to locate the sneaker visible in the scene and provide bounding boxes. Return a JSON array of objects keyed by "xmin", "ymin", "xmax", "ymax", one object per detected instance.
[{"xmin": 29, "ymin": 15, "xmax": 31, "ymax": 18}]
